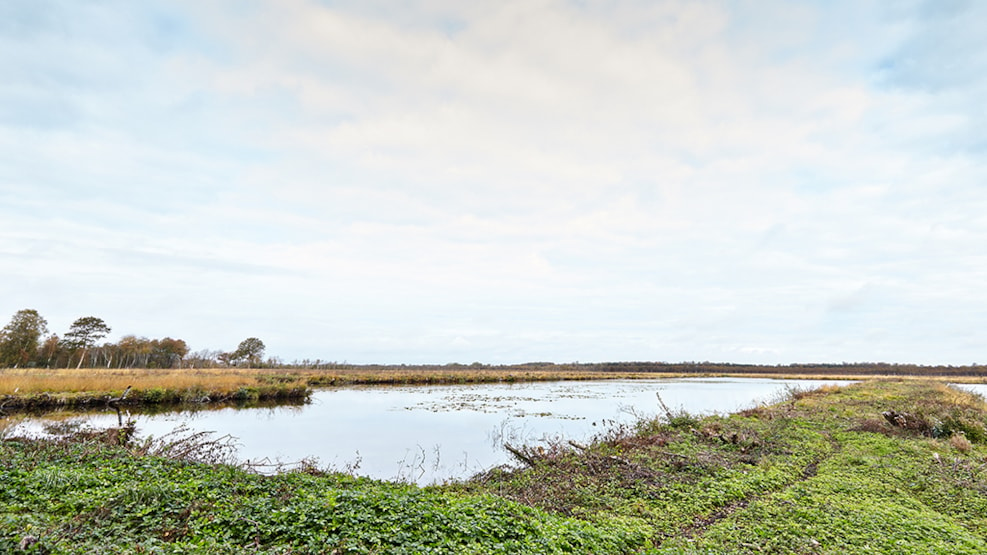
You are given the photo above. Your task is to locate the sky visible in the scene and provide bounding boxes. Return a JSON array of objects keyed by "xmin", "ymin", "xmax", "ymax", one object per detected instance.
[{"xmin": 1, "ymin": 0, "xmax": 986, "ymax": 365}]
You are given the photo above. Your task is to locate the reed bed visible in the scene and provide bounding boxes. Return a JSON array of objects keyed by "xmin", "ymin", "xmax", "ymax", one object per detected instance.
[
  {"xmin": 0, "ymin": 368, "xmax": 644, "ymax": 395},
  {"xmin": 4, "ymin": 365, "xmax": 972, "ymax": 413},
  {"xmin": 0, "ymin": 367, "xmax": 694, "ymax": 412},
  {"xmin": 299, "ymin": 368, "xmax": 665, "ymax": 386},
  {"xmin": 0, "ymin": 368, "xmax": 310, "ymax": 411},
  {"xmin": 0, "ymin": 367, "xmax": 282, "ymax": 395}
]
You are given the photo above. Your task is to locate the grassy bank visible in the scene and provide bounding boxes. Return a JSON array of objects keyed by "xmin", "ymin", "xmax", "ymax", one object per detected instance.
[
  {"xmin": 460, "ymin": 380, "xmax": 987, "ymax": 553},
  {"xmin": 2, "ymin": 380, "xmax": 987, "ymax": 553},
  {"xmin": 0, "ymin": 368, "xmax": 311, "ymax": 411},
  {"xmin": 0, "ymin": 427, "xmax": 642, "ymax": 554}
]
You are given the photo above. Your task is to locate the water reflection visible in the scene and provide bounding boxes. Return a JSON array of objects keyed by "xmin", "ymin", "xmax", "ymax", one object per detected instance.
[
  {"xmin": 10, "ymin": 377, "xmax": 853, "ymax": 484},
  {"xmin": 952, "ymin": 383, "xmax": 987, "ymax": 397}
]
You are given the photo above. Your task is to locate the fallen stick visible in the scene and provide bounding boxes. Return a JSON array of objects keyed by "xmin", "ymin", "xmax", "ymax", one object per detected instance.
[{"xmin": 504, "ymin": 443, "xmax": 538, "ymax": 467}]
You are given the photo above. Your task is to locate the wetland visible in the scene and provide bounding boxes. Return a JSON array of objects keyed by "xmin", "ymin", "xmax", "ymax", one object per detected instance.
[
  {"xmin": 3, "ymin": 376, "xmax": 987, "ymax": 553},
  {"xmin": 9, "ymin": 377, "xmax": 853, "ymax": 484}
]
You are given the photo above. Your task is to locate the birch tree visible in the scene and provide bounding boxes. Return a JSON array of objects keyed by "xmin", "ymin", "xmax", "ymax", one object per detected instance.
[{"xmin": 63, "ymin": 316, "xmax": 112, "ymax": 369}]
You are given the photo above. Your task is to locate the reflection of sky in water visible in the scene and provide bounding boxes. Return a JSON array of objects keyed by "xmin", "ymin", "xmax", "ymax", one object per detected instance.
[
  {"xmin": 13, "ymin": 378, "xmax": 852, "ymax": 485},
  {"xmin": 952, "ymin": 383, "xmax": 987, "ymax": 398}
]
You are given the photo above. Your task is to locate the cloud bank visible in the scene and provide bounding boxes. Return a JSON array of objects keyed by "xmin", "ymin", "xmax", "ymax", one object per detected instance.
[{"xmin": 2, "ymin": 0, "xmax": 985, "ymax": 364}]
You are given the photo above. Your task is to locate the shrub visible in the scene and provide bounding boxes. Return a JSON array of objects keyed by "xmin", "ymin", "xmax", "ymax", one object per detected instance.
[
  {"xmin": 139, "ymin": 387, "xmax": 169, "ymax": 404},
  {"xmin": 949, "ymin": 433, "xmax": 973, "ymax": 453},
  {"xmin": 934, "ymin": 415, "xmax": 987, "ymax": 443}
]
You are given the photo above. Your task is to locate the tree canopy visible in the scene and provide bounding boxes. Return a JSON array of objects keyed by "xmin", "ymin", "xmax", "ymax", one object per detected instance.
[
  {"xmin": 0, "ymin": 309, "xmax": 49, "ymax": 368},
  {"xmin": 63, "ymin": 316, "xmax": 112, "ymax": 368},
  {"xmin": 232, "ymin": 337, "xmax": 266, "ymax": 367},
  {"xmin": 63, "ymin": 316, "xmax": 112, "ymax": 349}
]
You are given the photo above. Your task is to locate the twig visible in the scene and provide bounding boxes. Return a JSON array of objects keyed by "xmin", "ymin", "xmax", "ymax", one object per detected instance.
[
  {"xmin": 656, "ymin": 391, "xmax": 674, "ymax": 421},
  {"xmin": 108, "ymin": 386, "xmax": 132, "ymax": 427},
  {"xmin": 504, "ymin": 443, "xmax": 538, "ymax": 467},
  {"xmin": 107, "ymin": 386, "xmax": 132, "ymax": 409}
]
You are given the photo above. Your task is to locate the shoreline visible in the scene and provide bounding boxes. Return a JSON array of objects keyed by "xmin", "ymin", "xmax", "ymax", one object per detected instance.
[{"xmin": 2, "ymin": 365, "xmax": 985, "ymax": 413}]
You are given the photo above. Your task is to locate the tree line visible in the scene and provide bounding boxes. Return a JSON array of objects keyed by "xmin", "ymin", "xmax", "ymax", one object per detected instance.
[
  {"xmin": 0, "ymin": 309, "xmax": 266, "ymax": 369},
  {"xmin": 7, "ymin": 308, "xmax": 987, "ymax": 376}
]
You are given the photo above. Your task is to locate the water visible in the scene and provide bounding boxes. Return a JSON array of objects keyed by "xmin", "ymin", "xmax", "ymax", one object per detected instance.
[
  {"xmin": 10, "ymin": 377, "xmax": 853, "ymax": 484},
  {"xmin": 952, "ymin": 383, "xmax": 987, "ymax": 397}
]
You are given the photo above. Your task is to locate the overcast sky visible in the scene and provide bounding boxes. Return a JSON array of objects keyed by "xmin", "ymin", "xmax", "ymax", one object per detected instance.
[{"xmin": 2, "ymin": 0, "xmax": 985, "ymax": 365}]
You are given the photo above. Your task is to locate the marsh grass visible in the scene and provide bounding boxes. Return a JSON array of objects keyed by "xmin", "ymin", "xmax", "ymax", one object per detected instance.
[
  {"xmin": 0, "ymin": 366, "xmax": 727, "ymax": 411},
  {"xmin": 300, "ymin": 368, "xmax": 664, "ymax": 386},
  {"xmin": 2, "ymin": 366, "xmax": 981, "ymax": 403},
  {"xmin": 0, "ymin": 367, "xmax": 287, "ymax": 394},
  {"xmin": 0, "ymin": 367, "xmax": 666, "ymax": 394},
  {"xmin": 0, "ymin": 367, "xmax": 311, "ymax": 410}
]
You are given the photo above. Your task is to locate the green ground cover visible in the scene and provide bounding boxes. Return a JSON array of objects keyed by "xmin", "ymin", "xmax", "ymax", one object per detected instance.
[{"xmin": 2, "ymin": 380, "xmax": 986, "ymax": 553}]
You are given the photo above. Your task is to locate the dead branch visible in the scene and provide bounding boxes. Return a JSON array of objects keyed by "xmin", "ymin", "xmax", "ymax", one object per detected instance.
[
  {"xmin": 504, "ymin": 443, "xmax": 538, "ymax": 467},
  {"xmin": 656, "ymin": 391, "xmax": 674, "ymax": 421},
  {"xmin": 108, "ymin": 386, "xmax": 132, "ymax": 426}
]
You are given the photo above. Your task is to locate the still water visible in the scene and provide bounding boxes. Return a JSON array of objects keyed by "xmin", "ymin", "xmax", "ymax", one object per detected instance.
[
  {"xmin": 953, "ymin": 383, "xmax": 987, "ymax": 397},
  {"xmin": 15, "ymin": 377, "xmax": 853, "ymax": 484}
]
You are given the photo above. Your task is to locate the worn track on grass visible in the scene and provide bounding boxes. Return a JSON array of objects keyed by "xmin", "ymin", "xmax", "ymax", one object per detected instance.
[{"xmin": 676, "ymin": 430, "xmax": 842, "ymax": 542}]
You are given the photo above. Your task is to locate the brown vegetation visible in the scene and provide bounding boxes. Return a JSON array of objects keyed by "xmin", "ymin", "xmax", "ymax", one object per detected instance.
[
  {"xmin": 3, "ymin": 363, "xmax": 986, "ymax": 414},
  {"xmin": 0, "ymin": 367, "xmax": 310, "ymax": 411}
]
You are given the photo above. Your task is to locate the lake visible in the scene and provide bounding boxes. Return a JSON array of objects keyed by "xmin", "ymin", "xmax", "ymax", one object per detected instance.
[
  {"xmin": 11, "ymin": 377, "xmax": 854, "ymax": 484},
  {"xmin": 953, "ymin": 383, "xmax": 987, "ymax": 398}
]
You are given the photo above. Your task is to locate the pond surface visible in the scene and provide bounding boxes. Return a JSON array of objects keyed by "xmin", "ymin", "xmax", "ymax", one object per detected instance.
[
  {"xmin": 12, "ymin": 377, "xmax": 853, "ymax": 484},
  {"xmin": 953, "ymin": 383, "xmax": 987, "ymax": 397}
]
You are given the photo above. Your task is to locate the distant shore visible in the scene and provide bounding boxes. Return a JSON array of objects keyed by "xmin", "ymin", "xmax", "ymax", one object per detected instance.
[{"xmin": 2, "ymin": 363, "xmax": 985, "ymax": 412}]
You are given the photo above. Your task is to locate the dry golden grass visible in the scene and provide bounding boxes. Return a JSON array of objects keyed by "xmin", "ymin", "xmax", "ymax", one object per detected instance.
[
  {"xmin": 0, "ymin": 367, "xmax": 731, "ymax": 397},
  {"xmin": 4, "ymin": 366, "xmax": 969, "ymax": 399},
  {"xmin": 723, "ymin": 373, "xmax": 974, "ymax": 382},
  {"xmin": 933, "ymin": 381, "xmax": 987, "ymax": 411},
  {"xmin": 0, "ymin": 367, "xmax": 303, "ymax": 396},
  {"xmin": 950, "ymin": 432, "xmax": 974, "ymax": 453},
  {"xmin": 0, "ymin": 367, "xmax": 905, "ymax": 398},
  {"xmin": 301, "ymin": 368, "xmax": 665, "ymax": 386}
]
